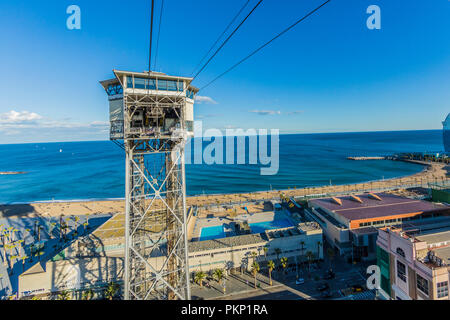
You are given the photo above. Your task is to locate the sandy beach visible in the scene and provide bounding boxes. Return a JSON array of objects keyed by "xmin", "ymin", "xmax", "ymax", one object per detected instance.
[{"xmin": 1, "ymin": 160, "xmax": 448, "ymax": 219}]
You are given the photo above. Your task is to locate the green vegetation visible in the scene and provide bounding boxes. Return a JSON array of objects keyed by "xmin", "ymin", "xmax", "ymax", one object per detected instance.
[
  {"xmin": 57, "ymin": 290, "xmax": 71, "ymax": 300},
  {"xmin": 274, "ymin": 248, "xmax": 282, "ymax": 262},
  {"xmin": 280, "ymin": 257, "xmax": 288, "ymax": 275},
  {"xmin": 212, "ymin": 268, "xmax": 224, "ymax": 283},
  {"xmin": 82, "ymin": 288, "xmax": 94, "ymax": 300},
  {"xmin": 251, "ymin": 262, "xmax": 260, "ymax": 289},
  {"xmin": 194, "ymin": 271, "xmax": 206, "ymax": 287},
  {"xmin": 104, "ymin": 282, "xmax": 120, "ymax": 300}
]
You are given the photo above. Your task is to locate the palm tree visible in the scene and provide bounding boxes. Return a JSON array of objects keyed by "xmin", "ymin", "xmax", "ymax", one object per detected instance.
[
  {"xmin": 104, "ymin": 282, "xmax": 120, "ymax": 300},
  {"xmin": 317, "ymin": 241, "xmax": 323, "ymax": 261},
  {"xmin": 280, "ymin": 257, "xmax": 288, "ymax": 276},
  {"xmin": 21, "ymin": 255, "xmax": 28, "ymax": 272},
  {"xmin": 263, "ymin": 247, "xmax": 268, "ymax": 261},
  {"xmin": 267, "ymin": 260, "xmax": 275, "ymax": 286},
  {"xmin": 306, "ymin": 251, "xmax": 314, "ymax": 276},
  {"xmin": 212, "ymin": 268, "xmax": 224, "ymax": 283},
  {"xmin": 274, "ymin": 248, "xmax": 282, "ymax": 263},
  {"xmin": 251, "ymin": 261, "xmax": 260, "ymax": 289},
  {"xmin": 299, "ymin": 241, "xmax": 306, "ymax": 269},
  {"xmin": 82, "ymin": 288, "xmax": 94, "ymax": 300},
  {"xmin": 58, "ymin": 290, "xmax": 71, "ymax": 300},
  {"xmin": 326, "ymin": 248, "xmax": 335, "ymax": 271},
  {"xmin": 251, "ymin": 251, "xmax": 258, "ymax": 264},
  {"xmin": 194, "ymin": 271, "xmax": 206, "ymax": 287}
]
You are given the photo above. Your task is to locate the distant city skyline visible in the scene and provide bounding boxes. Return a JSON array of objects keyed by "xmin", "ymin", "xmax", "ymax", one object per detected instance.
[{"xmin": 0, "ymin": 0, "xmax": 449, "ymax": 144}]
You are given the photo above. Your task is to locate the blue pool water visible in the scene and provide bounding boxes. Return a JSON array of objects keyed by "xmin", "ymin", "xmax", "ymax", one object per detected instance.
[
  {"xmin": 250, "ymin": 218, "xmax": 294, "ymax": 234},
  {"xmin": 199, "ymin": 225, "xmax": 226, "ymax": 241}
]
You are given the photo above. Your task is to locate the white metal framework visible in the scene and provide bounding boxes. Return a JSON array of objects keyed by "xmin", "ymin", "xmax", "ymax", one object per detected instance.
[{"xmin": 101, "ymin": 70, "xmax": 197, "ymax": 300}]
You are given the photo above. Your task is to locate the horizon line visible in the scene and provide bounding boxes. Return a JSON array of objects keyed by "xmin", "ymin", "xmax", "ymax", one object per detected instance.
[{"xmin": 0, "ymin": 128, "xmax": 442, "ymax": 146}]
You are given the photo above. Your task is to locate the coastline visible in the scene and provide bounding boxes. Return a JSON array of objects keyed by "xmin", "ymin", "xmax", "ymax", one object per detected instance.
[{"xmin": 0, "ymin": 160, "xmax": 447, "ymax": 219}]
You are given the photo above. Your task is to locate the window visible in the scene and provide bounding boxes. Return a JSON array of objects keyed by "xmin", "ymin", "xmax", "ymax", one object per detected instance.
[
  {"xmin": 396, "ymin": 260, "xmax": 406, "ymax": 282},
  {"xmin": 106, "ymin": 84, "xmax": 123, "ymax": 96},
  {"xmin": 186, "ymin": 89, "xmax": 194, "ymax": 99},
  {"xmin": 417, "ymin": 274, "xmax": 429, "ymax": 296},
  {"xmin": 157, "ymin": 79, "xmax": 168, "ymax": 90},
  {"xmin": 167, "ymin": 80, "xmax": 178, "ymax": 91},
  {"xmin": 126, "ymin": 77, "xmax": 133, "ymax": 88},
  {"xmin": 186, "ymin": 120, "xmax": 194, "ymax": 132},
  {"xmin": 147, "ymin": 79, "xmax": 156, "ymax": 90},
  {"xmin": 396, "ymin": 247, "xmax": 406, "ymax": 258},
  {"xmin": 437, "ymin": 281, "xmax": 449, "ymax": 298},
  {"xmin": 134, "ymin": 77, "xmax": 146, "ymax": 89}
]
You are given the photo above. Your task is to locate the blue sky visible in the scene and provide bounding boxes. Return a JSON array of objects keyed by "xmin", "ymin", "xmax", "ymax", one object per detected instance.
[{"xmin": 0, "ymin": 0, "xmax": 449, "ymax": 143}]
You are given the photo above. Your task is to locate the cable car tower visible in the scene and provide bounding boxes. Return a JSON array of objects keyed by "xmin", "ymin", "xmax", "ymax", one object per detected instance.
[{"xmin": 100, "ymin": 70, "xmax": 197, "ymax": 300}]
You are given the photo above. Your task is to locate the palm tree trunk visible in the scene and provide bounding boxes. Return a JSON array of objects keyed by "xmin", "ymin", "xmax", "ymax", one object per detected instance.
[{"xmin": 269, "ymin": 271, "xmax": 272, "ymax": 286}]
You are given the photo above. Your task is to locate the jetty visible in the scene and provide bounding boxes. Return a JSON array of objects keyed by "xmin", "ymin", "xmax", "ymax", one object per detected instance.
[{"xmin": 347, "ymin": 156, "xmax": 386, "ymax": 160}]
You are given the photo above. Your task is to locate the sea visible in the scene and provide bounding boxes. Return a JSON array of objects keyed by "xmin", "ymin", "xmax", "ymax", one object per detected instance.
[{"xmin": 0, "ymin": 130, "xmax": 444, "ymax": 204}]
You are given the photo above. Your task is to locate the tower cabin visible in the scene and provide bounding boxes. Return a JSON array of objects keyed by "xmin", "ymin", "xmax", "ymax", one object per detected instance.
[{"xmin": 100, "ymin": 70, "xmax": 198, "ymax": 141}]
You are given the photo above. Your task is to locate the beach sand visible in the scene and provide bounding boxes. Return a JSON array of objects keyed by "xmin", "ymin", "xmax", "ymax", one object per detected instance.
[{"xmin": 1, "ymin": 160, "xmax": 448, "ymax": 219}]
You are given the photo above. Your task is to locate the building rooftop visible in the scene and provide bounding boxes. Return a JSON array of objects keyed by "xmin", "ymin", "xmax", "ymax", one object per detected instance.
[
  {"xmin": 415, "ymin": 227, "xmax": 450, "ymax": 245},
  {"xmin": 310, "ymin": 192, "xmax": 445, "ymax": 221},
  {"xmin": 433, "ymin": 246, "xmax": 450, "ymax": 265},
  {"xmin": 188, "ymin": 233, "xmax": 267, "ymax": 253},
  {"xmin": 386, "ymin": 217, "xmax": 450, "ymax": 238},
  {"xmin": 351, "ymin": 226, "xmax": 379, "ymax": 235}
]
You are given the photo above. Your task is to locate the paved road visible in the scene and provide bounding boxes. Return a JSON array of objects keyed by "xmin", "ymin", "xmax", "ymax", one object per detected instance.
[{"xmin": 210, "ymin": 267, "xmax": 368, "ymax": 301}]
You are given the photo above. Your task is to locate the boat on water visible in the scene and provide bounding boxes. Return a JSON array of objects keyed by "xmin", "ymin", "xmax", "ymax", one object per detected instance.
[
  {"xmin": 443, "ymin": 113, "xmax": 450, "ymax": 152},
  {"xmin": 0, "ymin": 171, "xmax": 27, "ymax": 175}
]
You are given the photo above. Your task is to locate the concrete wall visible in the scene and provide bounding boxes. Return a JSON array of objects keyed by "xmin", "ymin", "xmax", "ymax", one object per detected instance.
[
  {"xmin": 188, "ymin": 231, "xmax": 323, "ymax": 274},
  {"xmin": 19, "ymin": 256, "xmax": 124, "ymax": 298},
  {"xmin": 307, "ymin": 208, "xmax": 349, "ymax": 255}
]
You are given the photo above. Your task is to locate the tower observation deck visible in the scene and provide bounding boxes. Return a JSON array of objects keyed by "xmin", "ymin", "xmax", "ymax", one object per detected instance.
[{"xmin": 100, "ymin": 70, "xmax": 198, "ymax": 300}]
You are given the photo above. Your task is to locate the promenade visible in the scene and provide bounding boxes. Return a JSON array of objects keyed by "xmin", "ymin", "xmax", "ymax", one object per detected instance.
[{"xmin": 0, "ymin": 161, "xmax": 447, "ymax": 219}]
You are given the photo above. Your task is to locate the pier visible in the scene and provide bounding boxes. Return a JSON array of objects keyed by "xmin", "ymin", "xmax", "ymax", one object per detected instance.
[{"xmin": 347, "ymin": 156, "xmax": 386, "ymax": 160}]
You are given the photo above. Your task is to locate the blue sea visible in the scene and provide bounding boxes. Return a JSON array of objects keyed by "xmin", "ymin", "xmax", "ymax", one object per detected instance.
[{"xmin": 0, "ymin": 130, "xmax": 444, "ymax": 204}]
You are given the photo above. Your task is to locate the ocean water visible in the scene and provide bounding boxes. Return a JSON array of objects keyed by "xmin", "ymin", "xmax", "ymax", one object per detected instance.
[{"xmin": 0, "ymin": 130, "xmax": 444, "ymax": 204}]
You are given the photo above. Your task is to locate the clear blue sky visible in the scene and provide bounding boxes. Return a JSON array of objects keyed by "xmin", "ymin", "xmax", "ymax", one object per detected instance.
[{"xmin": 0, "ymin": 0, "xmax": 449, "ymax": 143}]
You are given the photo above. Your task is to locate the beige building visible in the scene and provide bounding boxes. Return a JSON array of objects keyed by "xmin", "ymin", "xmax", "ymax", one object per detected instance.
[
  {"xmin": 188, "ymin": 222, "xmax": 323, "ymax": 273},
  {"xmin": 377, "ymin": 216, "xmax": 450, "ymax": 300}
]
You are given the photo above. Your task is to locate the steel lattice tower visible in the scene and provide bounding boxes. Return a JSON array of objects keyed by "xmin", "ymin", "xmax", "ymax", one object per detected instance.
[{"xmin": 101, "ymin": 70, "xmax": 197, "ymax": 300}]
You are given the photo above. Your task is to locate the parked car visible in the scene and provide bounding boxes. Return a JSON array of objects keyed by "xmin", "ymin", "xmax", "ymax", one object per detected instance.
[
  {"xmin": 295, "ymin": 278, "xmax": 305, "ymax": 285},
  {"xmin": 351, "ymin": 284, "xmax": 364, "ymax": 293},
  {"xmin": 316, "ymin": 283, "xmax": 330, "ymax": 292}
]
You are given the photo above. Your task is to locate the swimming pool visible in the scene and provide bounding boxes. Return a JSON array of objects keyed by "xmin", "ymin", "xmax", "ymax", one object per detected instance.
[
  {"xmin": 249, "ymin": 218, "xmax": 293, "ymax": 234},
  {"xmin": 199, "ymin": 225, "xmax": 226, "ymax": 241}
]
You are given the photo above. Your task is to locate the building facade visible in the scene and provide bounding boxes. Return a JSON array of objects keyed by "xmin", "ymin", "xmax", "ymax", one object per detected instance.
[
  {"xmin": 377, "ymin": 217, "xmax": 450, "ymax": 300},
  {"xmin": 305, "ymin": 192, "xmax": 448, "ymax": 262}
]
